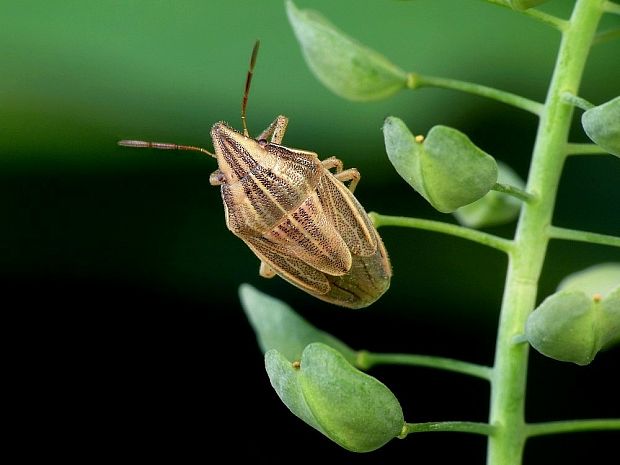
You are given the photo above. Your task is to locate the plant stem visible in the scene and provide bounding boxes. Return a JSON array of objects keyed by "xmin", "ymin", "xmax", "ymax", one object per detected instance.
[
  {"xmin": 403, "ymin": 421, "xmax": 495, "ymax": 437},
  {"xmin": 487, "ymin": 2, "xmax": 605, "ymax": 465},
  {"xmin": 409, "ymin": 74, "xmax": 544, "ymax": 115},
  {"xmin": 479, "ymin": 0, "xmax": 568, "ymax": 30},
  {"xmin": 549, "ymin": 226, "xmax": 620, "ymax": 248},
  {"xmin": 565, "ymin": 142, "xmax": 610, "ymax": 156},
  {"xmin": 357, "ymin": 351, "xmax": 493, "ymax": 381},
  {"xmin": 526, "ymin": 419, "xmax": 620, "ymax": 437},
  {"xmin": 492, "ymin": 182, "xmax": 534, "ymax": 202},
  {"xmin": 369, "ymin": 212, "xmax": 513, "ymax": 253},
  {"xmin": 561, "ymin": 91, "xmax": 595, "ymax": 110}
]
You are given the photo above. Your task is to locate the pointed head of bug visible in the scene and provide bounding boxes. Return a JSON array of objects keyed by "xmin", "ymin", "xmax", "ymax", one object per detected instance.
[{"xmin": 211, "ymin": 121, "xmax": 277, "ymax": 184}]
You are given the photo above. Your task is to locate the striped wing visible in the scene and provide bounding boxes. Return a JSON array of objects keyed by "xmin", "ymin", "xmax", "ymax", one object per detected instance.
[
  {"xmin": 244, "ymin": 236, "xmax": 331, "ymax": 295},
  {"xmin": 316, "ymin": 172, "xmax": 377, "ymax": 256}
]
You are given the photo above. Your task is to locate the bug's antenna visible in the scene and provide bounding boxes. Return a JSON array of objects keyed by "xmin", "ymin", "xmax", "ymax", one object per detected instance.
[
  {"xmin": 241, "ymin": 40, "xmax": 261, "ymax": 138},
  {"xmin": 117, "ymin": 140, "xmax": 215, "ymax": 158}
]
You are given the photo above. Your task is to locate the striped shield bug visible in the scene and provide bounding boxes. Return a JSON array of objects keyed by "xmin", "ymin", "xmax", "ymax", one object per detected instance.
[{"xmin": 118, "ymin": 41, "xmax": 391, "ymax": 308}]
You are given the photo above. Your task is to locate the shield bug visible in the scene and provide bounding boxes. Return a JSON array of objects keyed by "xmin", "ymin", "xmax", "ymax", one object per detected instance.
[{"xmin": 118, "ymin": 41, "xmax": 391, "ymax": 308}]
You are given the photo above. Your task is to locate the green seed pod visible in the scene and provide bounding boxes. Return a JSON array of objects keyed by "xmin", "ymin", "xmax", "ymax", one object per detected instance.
[
  {"xmin": 265, "ymin": 343, "xmax": 404, "ymax": 452},
  {"xmin": 286, "ymin": 0, "xmax": 408, "ymax": 101},
  {"xmin": 558, "ymin": 263, "xmax": 620, "ymax": 298},
  {"xmin": 383, "ymin": 117, "xmax": 498, "ymax": 213},
  {"xmin": 526, "ymin": 291, "xmax": 603, "ymax": 366},
  {"xmin": 453, "ymin": 161, "xmax": 524, "ymax": 228},
  {"xmin": 508, "ymin": 0, "xmax": 550, "ymax": 10},
  {"xmin": 526, "ymin": 263, "xmax": 620, "ymax": 365},
  {"xmin": 581, "ymin": 96, "xmax": 620, "ymax": 157},
  {"xmin": 239, "ymin": 284, "xmax": 357, "ymax": 364}
]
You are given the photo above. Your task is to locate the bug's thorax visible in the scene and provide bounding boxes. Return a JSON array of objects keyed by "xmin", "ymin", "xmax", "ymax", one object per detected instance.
[{"xmin": 211, "ymin": 121, "xmax": 277, "ymax": 184}]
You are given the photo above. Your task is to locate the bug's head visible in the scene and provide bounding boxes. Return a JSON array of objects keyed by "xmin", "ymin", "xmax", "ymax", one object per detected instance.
[{"xmin": 211, "ymin": 121, "xmax": 277, "ymax": 183}]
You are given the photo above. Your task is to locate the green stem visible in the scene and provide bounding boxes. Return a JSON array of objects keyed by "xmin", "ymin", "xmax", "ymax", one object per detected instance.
[
  {"xmin": 594, "ymin": 28, "xmax": 620, "ymax": 45},
  {"xmin": 561, "ymin": 91, "xmax": 595, "ymax": 110},
  {"xmin": 487, "ymin": 2, "xmax": 605, "ymax": 465},
  {"xmin": 369, "ymin": 212, "xmax": 513, "ymax": 253},
  {"xmin": 403, "ymin": 421, "xmax": 495, "ymax": 437},
  {"xmin": 357, "ymin": 351, "xmax": 493, "ymax": 381},
  {"xmin": 526, "ymin": 419, "xmax": 620, "ymax": 437},
  {"xmin": 565, "ymin": 142, "xmax": 610, "ymax": 156},
  {"xmin": 409, "ymin": 73, "xmax": 544, "ymax": 115},
  {"xmin": 479, "ymin": 0, "xmax": 568, "ymax": 30},
  {"xmin": 604, "ymin": 1, "xmax": 620, "ymax": 15},
  {"xmin": 492, "ymin": 182, "xmax": 535, "ymax": 202},
  {"xmin": 549, "ymin": 226, "xmax": 620, "ymax": 248}
]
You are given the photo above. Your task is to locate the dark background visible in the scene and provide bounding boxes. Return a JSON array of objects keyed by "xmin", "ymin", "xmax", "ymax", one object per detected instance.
[{"xmin": 2, "ymin": 1, "xmax": 619, "ymax": 463}]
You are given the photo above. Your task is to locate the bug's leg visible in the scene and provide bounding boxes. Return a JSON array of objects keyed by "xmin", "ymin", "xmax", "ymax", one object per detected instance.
[
  {"xmin": 321, "ymin": 156, "xmax": 344, "ymax": 174},
  {"xmin": 334, "ymin": 168, "xmax": 361, "ymax": 193},
  {"xmin": 259, "ymin": 261, "xmax": 277, "ymax": 278},
  {"xmin": 209, "ymin": 169, "xmax": 226, "ymax": 186},
  {"xmin": 257, "ymin": 115, "xmax": 289, "ymax": 144},
  {"xmin": 322, "ymin": 157, "xmax": 360, "ymax": 192}
]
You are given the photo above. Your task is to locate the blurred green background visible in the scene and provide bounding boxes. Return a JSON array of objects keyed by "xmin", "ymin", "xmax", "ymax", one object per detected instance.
[{"xmin": 2, "ymin": 1, "xmax": 618, "ymax": 463}]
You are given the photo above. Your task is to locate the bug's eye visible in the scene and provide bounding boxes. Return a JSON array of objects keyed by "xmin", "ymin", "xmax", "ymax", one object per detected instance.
[{"xmin": 258, "ymin": 138, "xmax": 268, "ymax": 147}]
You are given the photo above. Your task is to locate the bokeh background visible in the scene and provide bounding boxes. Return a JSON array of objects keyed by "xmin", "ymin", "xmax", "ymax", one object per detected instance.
[{"xmin": 2, "ymin": 0, "xmax": 619, "ymax": 462}]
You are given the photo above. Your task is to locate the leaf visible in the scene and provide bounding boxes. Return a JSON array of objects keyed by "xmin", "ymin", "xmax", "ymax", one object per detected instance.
[
  {"xmin": 265, "ymin": 343, "xmax": 404, "ymax": 452},
  {"xmin": 239, "ymin": 284, "xmax": 357, "ymax": 364},
  {"xmin": 582, "ymin": 96, "xmax": 620, "ymax": 157},
  {"xmin": 453, "ymin": 161, "xmax": 524, "ymax": 228},
  {"xmin": 383, "ymin": 117, "xmax": 498, "ymax": 213},
  {"xmin": 286, "ymin": 0, "xmax": 408, "ymax": 101}
]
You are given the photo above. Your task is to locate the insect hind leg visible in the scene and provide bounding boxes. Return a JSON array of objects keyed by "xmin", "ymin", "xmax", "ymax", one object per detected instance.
[{"xmin": 322, "ymin": 157, "xmax": 360, "ymax": 193}]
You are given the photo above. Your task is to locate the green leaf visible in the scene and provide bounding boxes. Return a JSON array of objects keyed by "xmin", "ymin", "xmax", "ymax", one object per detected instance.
[
  {"xmin": 239, "ymin": 284, "xmax": 357, "ymax": 364},
  {"xmin": 508, "ymin": 0, "xmax": 550, "ymax": 10},
  {"xmin": 453, "ymin": 161, "xmax": 524, "ymax": 228},
  {"xmin": 582, "ymin": 96, "xmax": 620, "ymax": 157},
  {"xmin": 286, "ymin": 0, "xmax": 408, "ymax": 101},
  {"xmin": 383, "ymin": 117, "xmax": 498, "ymax": 213},
  {"xmin": 265, "ymin": 343, "xmax": 404, "ymax": 452},
  {"xmin": 557, "ymin": 263, "xmax": 620, "ymax": 298}
]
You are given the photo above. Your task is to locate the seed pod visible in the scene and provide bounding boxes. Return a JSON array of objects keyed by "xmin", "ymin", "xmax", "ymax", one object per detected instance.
[
  {"xmin": 239, "ymin": 284, "xmax": 357, "ymax": 364},
  {"xmin": 508, "ymin": 0, "xmax": 550, "ymax": 10},
  {"xmin": 582, "ymin": 96, "xmax": 620, "ymax": 157},
  {"xmin": 453, "ymin": 161, "xmax": 524, "ymax": 228},
  {"xmin": 286, "ymin": 0, "xmax": 408, "ymax": 101},
  {"xmin": 265, "ymin": 343, "xmax": 404, "ymax": 452},
  {"xmin": 383, "ymin": 117, "xmax": 498, "ymax": 213},
  {"xmin": 525, "ymin": 264, "xmax": 620, "ymax": 365}
]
